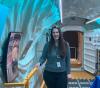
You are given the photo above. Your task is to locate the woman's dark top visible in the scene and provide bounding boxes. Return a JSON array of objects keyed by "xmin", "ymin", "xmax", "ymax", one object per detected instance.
[{"xmin": 39, "ymin": 42, "xmax": 71, "ymax": 74}]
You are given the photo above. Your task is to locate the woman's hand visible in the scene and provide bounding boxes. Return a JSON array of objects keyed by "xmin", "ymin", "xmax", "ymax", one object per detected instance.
[{"xmin": 67, "ymin": 74, "xmax": 72, "ymax": 79}]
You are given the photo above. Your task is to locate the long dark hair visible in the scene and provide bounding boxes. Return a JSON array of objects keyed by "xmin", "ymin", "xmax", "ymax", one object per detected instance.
[{"xmin": 48, "ymin": 26, "xmax": 67, "ymax": 59}]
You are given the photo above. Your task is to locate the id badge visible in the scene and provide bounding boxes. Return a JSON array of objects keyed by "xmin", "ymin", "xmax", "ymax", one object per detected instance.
[{"xmin": 57, "ymin": 62, "xmax": 61, "ymax": 67}]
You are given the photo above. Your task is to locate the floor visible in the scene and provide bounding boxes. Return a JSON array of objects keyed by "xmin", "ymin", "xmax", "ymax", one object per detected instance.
[
  {"xmin": 68, "ymin": 71, "xmax": 95, "ymax": 88},
  {"xmin": 68, "ymin": 79, "xmax": 94, "ymax": 88},
  {"xmin": 71, "ymin": 71, "xmax": 95, "ymax": 79}
]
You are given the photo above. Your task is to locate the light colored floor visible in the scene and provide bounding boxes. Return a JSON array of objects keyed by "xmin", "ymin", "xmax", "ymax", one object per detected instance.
[
  {"xmin": 70, "ymin": 59, "xmax": 95, "ymax": 79},
  {"xmin": 71, "ymin": 71, "xmax": 95, "ymax": 79}
]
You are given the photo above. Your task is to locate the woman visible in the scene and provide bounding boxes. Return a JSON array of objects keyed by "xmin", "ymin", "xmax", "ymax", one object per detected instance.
[
  {"xmin": 36, "ymin": 26, "xmax": 71, "ymax": 88},
  {"xmin": 7, "ymin": 33, "xmax": 21, "ymax": 82}
]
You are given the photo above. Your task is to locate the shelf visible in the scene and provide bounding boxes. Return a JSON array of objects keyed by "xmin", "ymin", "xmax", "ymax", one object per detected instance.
[
  {"xmin": 84, "ymin": 58, "xmax": 96, "ymax": 64},
  {"xmin": 84, "ymin": 62, "xmax": 96, "ymax": 69},
  {"xmin": 84, "ymin": 47, "xmax": 95, "ymax": 51},
  {"xmin": 84, "ymin": 41, "xmax": 93, "ymax": 44},
  {"xmin": 84, "ymin": 55, "xmax": 96, "ymax": 60},
  {"xmin": 84, "ymin": 65, "xmax": 96, "ymax": 74},
  {"xmin": 84, "ymin": 49, "xmax": 96, "ymax": 55},
  {"xmin": 84, "ymin": 52, "xmax": 96, "ymax": 57}
]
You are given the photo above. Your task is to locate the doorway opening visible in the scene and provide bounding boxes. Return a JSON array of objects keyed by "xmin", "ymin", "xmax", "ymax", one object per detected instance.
[{"xmin": 63, "ymin": 31, "xmax": 83, "ymax": 67}]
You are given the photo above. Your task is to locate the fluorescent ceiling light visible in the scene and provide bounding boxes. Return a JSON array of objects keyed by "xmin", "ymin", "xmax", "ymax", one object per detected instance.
[{"xmin": 86, "ymin": 17, "xmax": 100, "ymax": 24}]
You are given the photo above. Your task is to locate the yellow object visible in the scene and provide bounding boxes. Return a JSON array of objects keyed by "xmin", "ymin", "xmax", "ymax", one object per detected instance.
[{"xmin": 3, "ymin": 67, "xmax": 46, "ymax": 88}]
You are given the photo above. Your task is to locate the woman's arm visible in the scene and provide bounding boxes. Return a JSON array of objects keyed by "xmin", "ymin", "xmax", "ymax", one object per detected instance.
[
  {"xmin": 66, "ymin": 43, "xmax": 72, "ymax": 79},
  {"xmin": 65, "ymin": 42, "xmax": 71, "ymax": 74},
  {"xmin": 39, "ymin": 43, "xmax": 48, "ymax": 66}
]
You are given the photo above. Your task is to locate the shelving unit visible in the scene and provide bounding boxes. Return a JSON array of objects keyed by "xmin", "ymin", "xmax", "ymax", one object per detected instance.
[{"xmin": 84, "ymin": 30, "xmax": 100, "ymax": 75}]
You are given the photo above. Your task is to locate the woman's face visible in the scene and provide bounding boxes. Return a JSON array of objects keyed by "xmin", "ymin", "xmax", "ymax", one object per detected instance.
[
  {"xmin": 13, "ymin": 39, "xmax": 19, "ymax": 46},
  {"xmin": 52, "ymin": 28, "xmax": 60, "ymax": 41}
]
